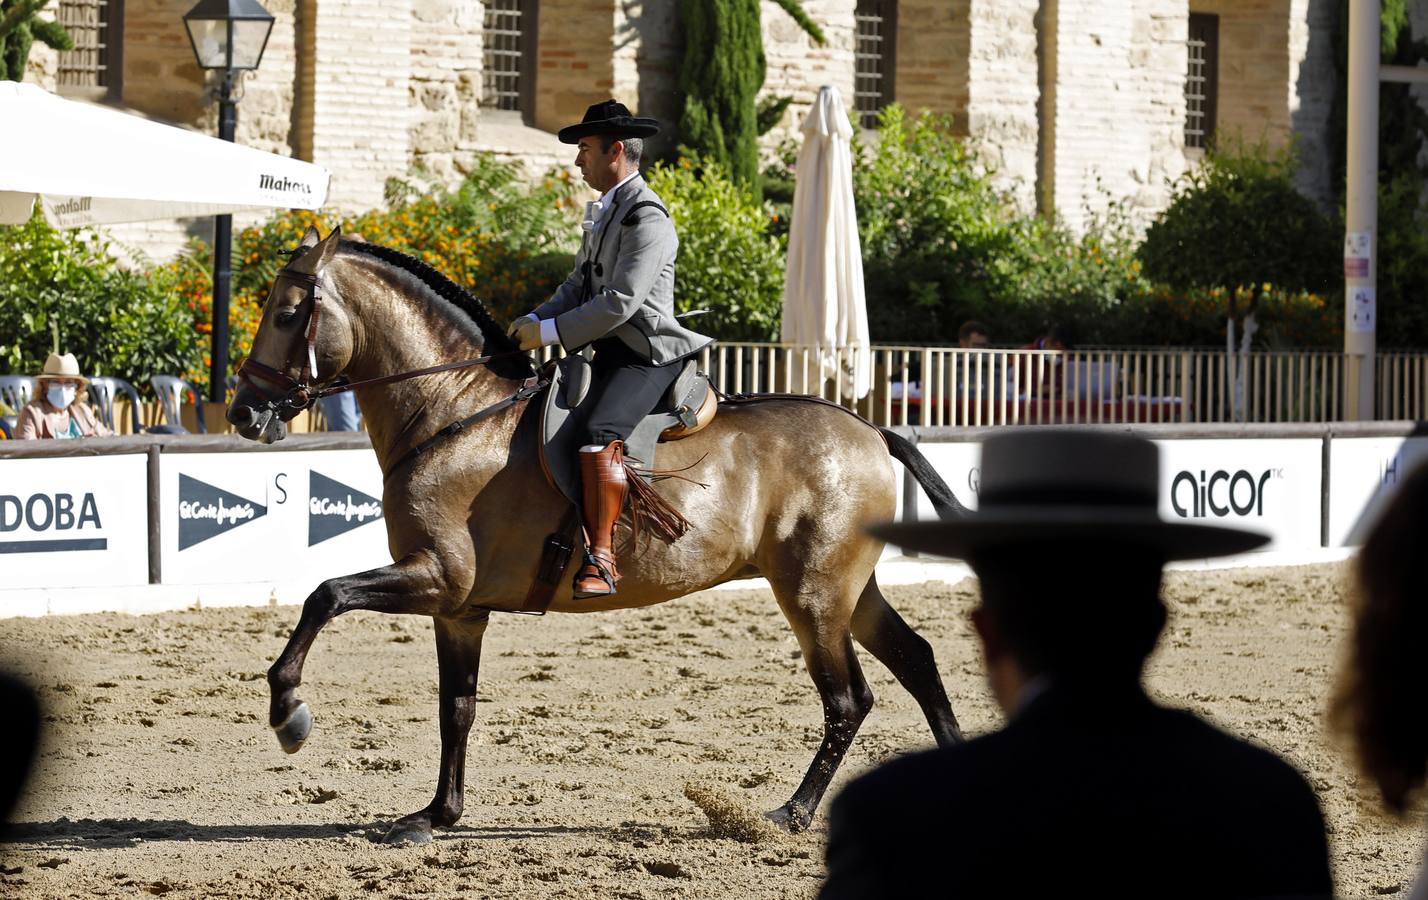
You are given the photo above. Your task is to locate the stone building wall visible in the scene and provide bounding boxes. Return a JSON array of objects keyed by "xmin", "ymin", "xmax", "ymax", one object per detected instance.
[
  {"xmin": 407, "ymin": 0, "xmax": 484, "ymax": 183},
  {"xmin": 966, "ymin": 0, "xmax": 1040, "ymax": 209},
  {"xmin": 759, "ymin": 0, "xmax": 856, "ymax": 151},
  {"xmin": 896, "ymin": 0, "xmax": 964, "ymax": 124},
  {"xmin": 1040, "ymin": 0, "xmax": 1186, "ymax": 232}
]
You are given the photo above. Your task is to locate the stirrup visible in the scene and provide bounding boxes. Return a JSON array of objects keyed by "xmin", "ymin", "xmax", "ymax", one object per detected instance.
[{"xmin": 573, "ymin": 549, "xmax": 619, "ymax": 598}]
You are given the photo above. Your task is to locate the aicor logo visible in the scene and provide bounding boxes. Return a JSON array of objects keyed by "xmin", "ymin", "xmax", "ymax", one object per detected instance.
[{"xmin": 1170, "ymin": 469, "xmax": 1283, "ymax": 519}]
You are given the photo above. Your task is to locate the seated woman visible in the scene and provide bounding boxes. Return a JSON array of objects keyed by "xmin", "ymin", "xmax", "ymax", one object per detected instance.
[{"xmin": 17, "ymin": 352, "xmax": 113, "ymax": 439}]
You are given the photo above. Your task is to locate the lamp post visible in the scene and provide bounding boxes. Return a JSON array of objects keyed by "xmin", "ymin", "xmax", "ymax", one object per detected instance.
[{"xmin": 183, "ymin": 0, "xmax": 275, "ymax": 403}]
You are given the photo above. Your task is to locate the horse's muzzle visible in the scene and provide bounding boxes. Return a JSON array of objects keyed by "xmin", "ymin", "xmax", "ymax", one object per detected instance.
[{"xmin": 227, "ymin": 399, "xmax": 288, "ymax": 444}]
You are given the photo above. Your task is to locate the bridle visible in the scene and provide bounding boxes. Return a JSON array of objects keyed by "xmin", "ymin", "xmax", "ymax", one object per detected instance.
[
  {"xmin": 236, "ymin": 264, "xmax": 538, "ymax": 417},
  {"xmin": 236, "ymin": 267, "xmax": 330, "ymax": 413}
]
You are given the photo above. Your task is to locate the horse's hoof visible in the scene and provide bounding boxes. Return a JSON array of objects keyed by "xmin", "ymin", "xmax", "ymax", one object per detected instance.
[
  {"xmin": 383, "ymin": 821, "xmax": 434, "ymax": 845},
  {"xmin": 273, "ymin": 702, "xmax": 312, "ymax": 754},
  {"xmin": 764, "ymin": 803, "xmax": 812, "ymax": 834}
]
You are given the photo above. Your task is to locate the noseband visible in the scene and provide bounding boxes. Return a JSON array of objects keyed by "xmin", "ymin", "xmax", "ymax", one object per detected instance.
[{"xmin": 237, "ymin": 266, "xmax": 328, "ymax": 413}]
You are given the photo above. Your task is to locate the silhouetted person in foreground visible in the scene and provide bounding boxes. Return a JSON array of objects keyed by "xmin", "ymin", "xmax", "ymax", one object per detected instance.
[
  {"xmin": 0, "ymin": 673, "xmax": 39, "ymax": 831},
  {"xmin": 1334, "ymin": 461, "xmax": 1428, "ymax": 898},
  {"xmin": 822, "ymin": 430, "xmax": 1333, "ymax": 899}
]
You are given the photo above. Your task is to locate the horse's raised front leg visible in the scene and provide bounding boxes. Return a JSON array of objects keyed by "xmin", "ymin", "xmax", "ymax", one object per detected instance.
[
  {"xmin": 385, "ymin": 614, "xmax": 489, "ymax": 845},
  {"xmin": 267, "ymin": 550, "xmax": 455, "ymax": 753}
]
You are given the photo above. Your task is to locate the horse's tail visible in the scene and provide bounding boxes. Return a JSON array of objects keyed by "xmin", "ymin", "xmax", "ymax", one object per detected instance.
[{"xmin": 878, "ymin": 428, "xmax": 970, "ymax": 521}]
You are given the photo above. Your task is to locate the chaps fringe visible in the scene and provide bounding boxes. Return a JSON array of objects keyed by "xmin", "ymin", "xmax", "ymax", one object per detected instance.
[{"xmin": 622, "ymin": 462, "xmax": 692, "ymax": 547}]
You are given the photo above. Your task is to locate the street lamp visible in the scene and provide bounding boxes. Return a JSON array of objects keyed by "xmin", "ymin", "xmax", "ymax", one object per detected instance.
[{"xmin": 183, "ymin": 0, "xmax": 275, "ymax": 403}]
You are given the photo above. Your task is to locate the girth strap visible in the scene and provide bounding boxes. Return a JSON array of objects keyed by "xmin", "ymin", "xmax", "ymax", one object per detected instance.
[{"xmin": 385, "ymin": 375, "xmax": 547, "ymax": 479}]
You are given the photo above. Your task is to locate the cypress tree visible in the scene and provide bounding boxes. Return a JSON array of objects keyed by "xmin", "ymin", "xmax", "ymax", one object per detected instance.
[
  {"xmin": 678, "ymin": 0, "xmax": 766, "ymax": 188},
  {"xmin": 0, "ymin": 0, "xmax": 73, "ymax": 83}
]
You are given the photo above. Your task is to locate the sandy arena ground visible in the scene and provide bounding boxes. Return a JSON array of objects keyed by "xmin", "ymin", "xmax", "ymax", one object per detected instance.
[{"xmin": 0, "ymin": 563, "xmax": 1424, "ymax": 898}]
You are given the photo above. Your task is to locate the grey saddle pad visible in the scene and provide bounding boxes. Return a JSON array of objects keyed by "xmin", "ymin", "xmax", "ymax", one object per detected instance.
[{"xmin": 539, "ymin": 354, "xmax": 708, "ymax": 506}]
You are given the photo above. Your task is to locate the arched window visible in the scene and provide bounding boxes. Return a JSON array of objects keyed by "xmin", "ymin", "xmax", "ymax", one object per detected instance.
[
  {"xmin": 56, "ymin": 0, "xmax": 122, "ymax": 100},
  {"xmin": 482, "ymin": 0, "xmax": 537, "ymax": 115},
  {"xmin": 854, "ymin": 0, "xmax": 896, "ymax": 129}
]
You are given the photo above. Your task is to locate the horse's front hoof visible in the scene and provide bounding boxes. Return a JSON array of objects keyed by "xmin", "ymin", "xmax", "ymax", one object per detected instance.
[
  {"xmin": 383, "ymin": 819, "xmax": 434, "ymax": 845},
  {"xmin": 273, "ymin": 702, "xmax": 313, "ymax": 754},
  {"xmin": 764, "ymin": 802, "xmax": 812, "ymax": 834}
]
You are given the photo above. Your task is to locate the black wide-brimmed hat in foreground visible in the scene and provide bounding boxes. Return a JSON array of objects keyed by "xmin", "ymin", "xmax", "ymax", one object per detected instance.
[
  {"xmin": 871, "ymin": 430, "xmax": 1270, "ymax": 561},
  {"xmin": 558, "ymin": 99, "xmax": 661, "ymax": 144}
]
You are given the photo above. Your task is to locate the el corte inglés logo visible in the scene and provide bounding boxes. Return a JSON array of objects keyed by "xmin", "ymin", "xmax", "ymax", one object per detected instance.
[
  {"xmin": 178, "ymin": 473, "xmax": 266, "ymax": 549},
  {"xmin": 308, "ymin": 471, "xmax": 383, "ymax": 546}
]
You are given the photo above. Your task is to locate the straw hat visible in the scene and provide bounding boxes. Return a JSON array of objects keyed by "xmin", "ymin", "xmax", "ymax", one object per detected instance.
[
  {"xmin": 871, "ymin": 430, "xmax": 1270, "ymax": 561},
  {"xmin": 35, "ymin": 352, "xmax": 89, "ymax": 387}
]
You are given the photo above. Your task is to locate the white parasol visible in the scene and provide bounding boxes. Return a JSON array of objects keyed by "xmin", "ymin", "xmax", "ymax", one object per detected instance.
[
  {"xmin": 0, "ymin": 81, "xmax": 329, "ymax": 228},
  {"xmin": 779, "ymin": 84, "xmax": 871, "ymax": 399}
]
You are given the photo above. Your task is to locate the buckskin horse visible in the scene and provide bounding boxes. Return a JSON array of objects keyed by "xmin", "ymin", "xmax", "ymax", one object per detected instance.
[{"xmin": 227, "ymin": 226, "xmax": 968, "ymax": 844}]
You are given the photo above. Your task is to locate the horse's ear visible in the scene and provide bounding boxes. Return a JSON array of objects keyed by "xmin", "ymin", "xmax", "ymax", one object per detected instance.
[
  {"xmin": 309, "ymin": 225, "xmax": 343, "ymax": 273},
  {"xmin": 298, "ymin": 225, "xmax": 322, "ymax": 250}
]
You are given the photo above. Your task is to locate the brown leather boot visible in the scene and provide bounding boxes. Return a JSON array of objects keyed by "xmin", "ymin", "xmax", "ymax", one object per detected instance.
[{"xmin": 574, "ymin": 441, "xmax": 627, "ymax": 597}]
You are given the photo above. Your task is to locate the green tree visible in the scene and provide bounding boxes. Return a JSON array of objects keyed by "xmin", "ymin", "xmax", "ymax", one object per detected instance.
[
  {"xmin": 0, "ymin": 0, "xmax": 73, "ymax": 82},
  {"xmin": 677, "ymin": 0, "xmax": 823, "ymax": 189}
]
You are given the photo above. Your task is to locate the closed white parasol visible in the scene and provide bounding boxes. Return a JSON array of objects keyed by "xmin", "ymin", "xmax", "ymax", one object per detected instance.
[
  {"xmin": 779, "ymin": 84, "xmax": 871, "ymax": 400},
  {"xmin": 0, "ymin": 81, "xmax": 329, "ymax": 228}
]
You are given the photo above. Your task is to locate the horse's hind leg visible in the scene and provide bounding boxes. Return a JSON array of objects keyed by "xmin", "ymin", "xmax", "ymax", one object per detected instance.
[
  {"xmin": 764, "ymin": 578, "xmax": 875, "ymax": 833},
  {"xmin": 268, "ymin": 552, "xmax": 453, "ymax": 752},
  {"xmin": 385, "ymin": 614, "xmax": 489, "ymax": 844},
  {"xmin": 851, "ymin": 575, "xmax": 963, "ymax": 746}
]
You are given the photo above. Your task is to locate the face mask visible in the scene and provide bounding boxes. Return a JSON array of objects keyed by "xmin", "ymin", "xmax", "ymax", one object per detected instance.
[{"xmin": 47, "ymin": 385, "xmax": 76, "ymax": 409}]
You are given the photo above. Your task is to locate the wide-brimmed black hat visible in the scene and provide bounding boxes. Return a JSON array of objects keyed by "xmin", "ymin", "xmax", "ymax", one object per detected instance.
[
  {"xmin": 558, "ymin": 100, "xmax": 661, "ymax": 144},
  {"xmin": 871, "ymin": 431, "xmax": 1270, "ymax": 561}
]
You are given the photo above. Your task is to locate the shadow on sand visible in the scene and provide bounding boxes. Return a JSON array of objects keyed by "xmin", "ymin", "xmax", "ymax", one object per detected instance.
[{"xmin": 2, "ymin": 818, "xmax": 605, "ymax": 850}]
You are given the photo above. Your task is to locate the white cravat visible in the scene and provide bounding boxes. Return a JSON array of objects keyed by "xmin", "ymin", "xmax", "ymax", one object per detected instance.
[
  {"xmin": 581, "ymin": 170, "xmax": 640, "ymax": 232},
  {"xmin": 541, "ymin": 169, "xmax": 642, "ymax": 346}
]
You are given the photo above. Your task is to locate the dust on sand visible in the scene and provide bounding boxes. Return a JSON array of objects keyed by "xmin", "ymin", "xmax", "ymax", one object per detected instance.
[{"xmin": 0, "ymin": 564, "xmax": 1424, "ymax": 898}]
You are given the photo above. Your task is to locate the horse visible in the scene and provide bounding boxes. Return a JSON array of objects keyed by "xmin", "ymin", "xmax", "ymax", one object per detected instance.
[{"xmin": 227, "ymin": 226, "xmax": 968, "ymax": 844}]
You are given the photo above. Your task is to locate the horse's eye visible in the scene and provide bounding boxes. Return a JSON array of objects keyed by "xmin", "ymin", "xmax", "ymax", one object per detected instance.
[{"xmin": 277, "ymin": 308, "xmax": 300, "ymax": 325}]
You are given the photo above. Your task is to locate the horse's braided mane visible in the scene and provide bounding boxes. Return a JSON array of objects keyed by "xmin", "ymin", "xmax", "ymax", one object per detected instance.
[{"xmin": 338, "ymin": 239, "xmax": 521, "ymax": 357}]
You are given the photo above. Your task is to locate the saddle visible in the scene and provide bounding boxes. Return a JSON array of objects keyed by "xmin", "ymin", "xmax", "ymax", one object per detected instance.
[{"xmin": 538, "ymin": 354, "xmax": 717, "ymax": 505}]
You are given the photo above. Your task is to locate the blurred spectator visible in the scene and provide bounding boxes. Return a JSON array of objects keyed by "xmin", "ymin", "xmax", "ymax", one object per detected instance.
[
  {"xmin": 1333, "ymin": 461, "xmax": 1428, "ymax": 898},
  {"xmin": 825, "ymin": 431, "xmax": 1332, "ymax": 899},
  {"xmin": 320, "ymin": 391, "xmax": 363, "ymax": 432},
  {"xmin": 1021, "ymin": 321, "xmax": 1071, "ymax": 397},
  {"xmin": 16, "ymin": 352, "xmax": 113, "ymax": 440},
  {"xmin": 957, "ymin": 320, "xmax": 990, "ymax": 349}
]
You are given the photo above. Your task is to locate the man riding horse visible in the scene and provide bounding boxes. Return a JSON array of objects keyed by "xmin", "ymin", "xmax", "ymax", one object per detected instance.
[{"xmin": 507, "ymin": 100, "xmax": 713, "ymax": 600}]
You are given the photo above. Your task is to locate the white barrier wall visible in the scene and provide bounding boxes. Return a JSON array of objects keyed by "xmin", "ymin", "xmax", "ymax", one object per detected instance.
[
  {"xmin": 1327, "ymin": 437, "xmax": 1428, "ymax": 546},
  {"xmin": 909, "ymin": 438, "xmax": 1324, "ymax": 552},
  {"xmin": 0, "ymin": 454, "xmax": 150, "ymax": 588},
  {"xmin": 159, "ymin": 450, "xmax": 393, "ymax": 587}
]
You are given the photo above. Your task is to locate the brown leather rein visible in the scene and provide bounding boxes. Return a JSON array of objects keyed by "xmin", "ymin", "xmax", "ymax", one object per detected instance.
[{"xmin": 236, "ymin": 266, "xmax": 536, "ymax": 415}]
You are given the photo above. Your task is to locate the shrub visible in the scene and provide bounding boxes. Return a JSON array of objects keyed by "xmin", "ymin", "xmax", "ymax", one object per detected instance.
[
  {"xmin": 1138, "ymin": 143, "xmax": 1339, "ymax": 296},
  {"xmin": 0, "ymin": 212, "xmax": 203, "ymax": 386},
  {"xmin": 646, "ymin": 154, "xmax": 786, "ymax": 341}
]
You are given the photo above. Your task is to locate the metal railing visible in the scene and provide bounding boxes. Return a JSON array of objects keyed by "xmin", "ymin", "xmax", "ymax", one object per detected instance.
[{"xmin": 534, "ymin": 342, "xmax": 1428, "ymax": 425}]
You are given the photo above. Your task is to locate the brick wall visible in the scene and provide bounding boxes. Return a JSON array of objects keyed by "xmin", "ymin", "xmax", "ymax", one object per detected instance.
[
  {"xmin": 308, "ymin": 0, "xmax": 413, "ymax": 210},
  {"xmin": 534, "ymin": 0, "xmax": 615, "ymax": 133},
  {"xmin": 896, "ymin": 0, "xmax": 964, "ymax": 123},
  {"xmin": 613, "ymin": 0, "xmax": 683, "ymax": 161},
  {"xmin": 119, "ymin": 0, "xmax": 207, "ymax": 124}
]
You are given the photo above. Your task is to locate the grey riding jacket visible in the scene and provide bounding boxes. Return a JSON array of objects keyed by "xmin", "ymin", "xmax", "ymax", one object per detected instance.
[{"xmin": 533, "ymin": 174, "xmax": 713, "ymax": 366}]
